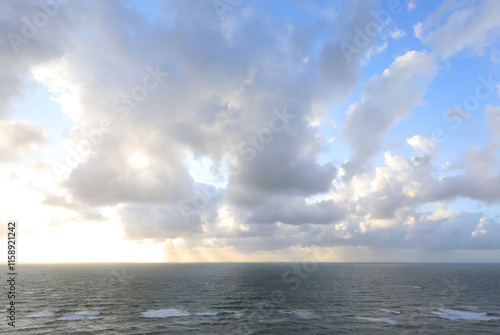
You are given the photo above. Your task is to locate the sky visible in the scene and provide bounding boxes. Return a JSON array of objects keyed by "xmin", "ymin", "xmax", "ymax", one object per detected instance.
[{"xmin": 1, "ymin": 0, "xmax": 500, "ymax": 263}]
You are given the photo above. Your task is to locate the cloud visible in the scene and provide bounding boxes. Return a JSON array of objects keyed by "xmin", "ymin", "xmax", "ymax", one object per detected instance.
[
  {"xmin": 0, "ymin": 0, "xmax": 78, "ymax": 118},
  {"xmin": 9, "ymin": 0, "xmax": 363, "ymax": 244},
  {"xmin": 0, "ymin": 119, "xmax": 46, "ymax": 163},
  {"xmin": 119, "ymin": 204, "xmax": 204, "ymax": 240},
  {"xmin": 342, "ymin": 50, "xmax": 437, "ymax": 178},
  {"xmin": 485, "ymin": 105, "xmax": 500, "ymax": 137},
  {"xmin": 366, "ymin": 42, "xmax": 388, "ymax": 60},
  {"xmin": 420, "ymin": 0, "xmax": 500, "ymax": 58},
  {"xmin": 390, "ymin": 28, "xmax": 406, "ymax": 39},
  {"xmin": 407, "ymin": 0, "xmax": 416, "ymax": 11},
  {"xmin": 246, "ymin": 196, "xmax": 346, "ymax": 225},
  {"xmin": 406, "ymin": 135, "xmax": 438, "ymax": 156},
  {"xmin": 2, "ymin": 0, "xmax": 500, "ymax": 260},
  {"xmin": 318, "ymin": 0, "xmax": 376, "ymax": 100},
  {"xmin": 413, "ymin": 22, "xmax": 423, "ymax": 38}
]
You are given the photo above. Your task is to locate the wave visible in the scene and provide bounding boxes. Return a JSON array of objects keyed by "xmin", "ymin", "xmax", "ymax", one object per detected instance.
[
  {"xmin": 195, "ymin": 312, "xmax": 218, "ymax": 316},
  {"xmin": 142, "ymin": 308, "xmax": 243, "ymax": 318},
  {"xmin": 379, "ymin": 308, "xmax": 401, "ymax": 315},
  {"xmin": 142, "ymin": 309, "xmax": 190, "ymax": 318},
  {"xmin": 432, "ymin": 308, "xmax": 500, "ymax": 321},
  {"xmin": 57, "ymin": 312, "xmax": 100, "ymax": 321},
  {"xmin": 279, "ymin": 309, "xmax": 315, "ymax": 318},
  {"xmin": 354, "ymin": 316, "xmax": 397, "ymax": 324},
  {"xmin": 27, "ymin": 311, "xmax": 54, "ymax": 318}
]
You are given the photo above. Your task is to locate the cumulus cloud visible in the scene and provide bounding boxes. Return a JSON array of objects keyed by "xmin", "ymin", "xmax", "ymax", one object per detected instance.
[{"xmin": 1, "ymin": 0, "xmax": 359, "ymax": 245}]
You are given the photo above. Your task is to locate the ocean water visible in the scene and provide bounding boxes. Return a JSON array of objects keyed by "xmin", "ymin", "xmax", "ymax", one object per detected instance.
[{"xmin": 2, "ymin": 263, "xmax": 500, "ymax": 334}]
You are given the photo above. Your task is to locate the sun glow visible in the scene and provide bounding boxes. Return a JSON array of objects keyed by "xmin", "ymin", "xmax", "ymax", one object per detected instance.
[{"xmin": 129, "ymin": 153, "xmax": 149, "ymax": 168}]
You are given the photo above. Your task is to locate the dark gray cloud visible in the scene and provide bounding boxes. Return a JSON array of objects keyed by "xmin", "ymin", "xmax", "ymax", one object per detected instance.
[{"xmin": 246, "ymin": 196, "xmax": 346, "ymax": 225}]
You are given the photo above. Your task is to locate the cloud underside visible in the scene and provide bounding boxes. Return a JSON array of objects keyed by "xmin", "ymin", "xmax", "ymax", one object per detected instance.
[{"xmin": 1, "ymin": 0, "xmax": 500, "ymax": 256}]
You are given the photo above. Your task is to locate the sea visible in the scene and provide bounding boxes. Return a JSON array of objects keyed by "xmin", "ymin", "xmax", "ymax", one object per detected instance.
[{"xmin": 1, "ymin": 263, "xmax": 499, "ymax": 334}]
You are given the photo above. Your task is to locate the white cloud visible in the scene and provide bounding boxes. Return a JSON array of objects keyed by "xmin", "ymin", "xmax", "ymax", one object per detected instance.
[
  {"xmin": 408, "ymin": 0, "xmax": 416, "ymax": 11},
  {"xmin": 342, "ymin": 50, "xmax": 437, "ymax": 177},
  {"xmin": 390, "ymin": 29, "xmax": 406, "ymax": 40},
  {"xmin": 32, "ymin": 60, "xmax": 85, "ymax": 120},
  {"xmin": 420, "ymin": 0, "xmax": 500, "ymax": 58},
  {"xmin": 413, "ymin": 22, "xmax": 424, "ymax": 38},
  {"xmin": 420, "ymin": 202, "xmax": 454, "ymax": 221},
  {"xmin": 366, "ymin": 42, "xmax": 388, "ymax": 60},
  {"xmin": 406, "ymin": 135, "xmax": 438, "ymax": 156},
  {"xmin": 472, "ymin": 217, "xmax": 489, "ymax": 237}
]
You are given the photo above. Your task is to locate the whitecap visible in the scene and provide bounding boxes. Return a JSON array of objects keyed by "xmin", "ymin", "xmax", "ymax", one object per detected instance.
[
  {"xmin": 27, "ymin": 311, "xmax": 54, "ymax": 318},
  {"xmin": 196, "ymin": 312, "xmax": 218, "ymax": 316},
  {"xmin": 142, "ymin": 309, "xmax": 190, "ymax": 318},
  {"xmin": 412, "ymin": 286, "xmax": 422, "ymax": 289},
  {"xmin": 355, "ymin": 316, "xmax": 397, "ymax": 324},
  {"xmin": 379, "ymin": 308, "xmax": 401, "ymax": 315},
  {"xmin": 218, "ymin": 310, "xmax": 242, "ymax": 317},
  {"xmin": 432, "ymin": 308, "xmax": 500, "ymax": 321}
]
